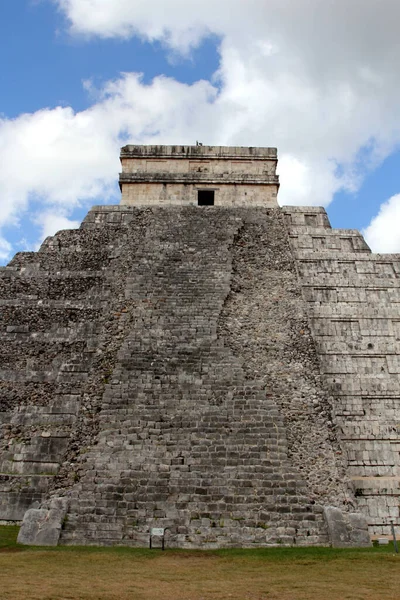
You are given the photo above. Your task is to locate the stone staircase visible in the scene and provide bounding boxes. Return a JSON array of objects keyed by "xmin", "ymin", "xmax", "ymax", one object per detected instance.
[
  {"xmin": 1, "ymin": 205, "xmax": 364, "ymax": 547},
  {"xmin": 60, "ymin": 206, "xmax": 341, "ymax": 547}
]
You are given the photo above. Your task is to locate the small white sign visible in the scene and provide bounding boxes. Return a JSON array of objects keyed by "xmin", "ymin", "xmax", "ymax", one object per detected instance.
[{"xmin": 151, "ymin": 528, "xmax": 165, "ymax": 536}]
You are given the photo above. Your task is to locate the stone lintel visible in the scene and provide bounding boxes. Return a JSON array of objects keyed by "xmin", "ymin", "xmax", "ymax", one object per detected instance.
[
  {"xmin": 119, "ymin": 172, "xmax": 279, "ymax": 188},
  {"xmin": 120, "ymin": 144, "xmax": 278, "ymax": 160}
]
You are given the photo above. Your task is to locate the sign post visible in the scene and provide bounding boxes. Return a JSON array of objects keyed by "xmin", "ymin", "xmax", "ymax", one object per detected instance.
[
  {"xmin": 150, "ymin": 528, "xmax": 166, "ymax": 550},
  {"xmin": 390, "ymin": 520, "xmax": 399, "ymax": 554}
]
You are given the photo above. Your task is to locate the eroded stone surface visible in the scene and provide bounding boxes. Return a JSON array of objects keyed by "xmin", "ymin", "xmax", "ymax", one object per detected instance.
[
  {"xmin": 17, "ymin": 497, "xmax": 68, "ymax": 546},
  {"xmin": 60, "ymin": 207, "xmax": 338, "ymax": 547},
  {"xmin": 119, "ymin": 145, "xmax": 279, "ymax": 207},
  {"xmin": 323, "ymin": 506, "xmax": 370, "ymax": 547},
  {"xmin": 2, "ymin": 201, "xmax": 391, "ymax": 547},
  {"xmin": 284, "ymin": 206, "xmax": 400, "ymax": 539}
]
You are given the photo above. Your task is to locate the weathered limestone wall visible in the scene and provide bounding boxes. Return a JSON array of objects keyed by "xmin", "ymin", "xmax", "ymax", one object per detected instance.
[
  {"xmin": 61, "ymin": 206, "xmax": 341, "ymax": 547},
  {"xmin": 120, "ymin": 182, "xmax": 277, "ymax": 207},
  {"xmin": 120, "ymin": 144, "xmax": 278, "ymax": 163},
  {"xmin": 0, "ymin": 220, "xmax": 149, "ymax": 520},
  {"xmin": 119, "ymin": 145, "xmax": 279, "ymax": 207},
  {"xmin": 0, "ymin": 205, "xmax": 357, "ymax": 548},
  {"xmin": 121, "ymin": 157, "xmax": 277, "ymax": 175},
  {"xmin": 284, "ymin": 206, "xmax": 400, "ymax": 538}
]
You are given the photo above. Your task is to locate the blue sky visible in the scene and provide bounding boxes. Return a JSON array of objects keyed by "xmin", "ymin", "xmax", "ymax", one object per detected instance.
[{"xmin": 1, "ymin": 0, "xmax": 400, "ymax": 263}]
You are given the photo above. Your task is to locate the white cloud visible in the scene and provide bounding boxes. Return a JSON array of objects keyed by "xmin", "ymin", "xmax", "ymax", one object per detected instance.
[
  {"xmin": 2, "ymin": 1, "xmax": 400, "ymax": 259},
  {"xmin": 363, "ymin": 194, "xmax": 400, "ymax": 253},
  {"xmin": 0, "ymin": 105, "xmax": 119, "ymax": 230},
  {"xmin": 34, "ymin": 210, "xmax": 81, "ymax": 247},
  {"xmin": 0, "ymin": 73, "xmax": 216, "ymax": 261},
  {"xmin": 51, "ymin": 0, "xmax": 400, "ymax": 205},
  {"xmin": 54, "ymin": 0, "xmax": 222, "ymax": 50},
  {"xmin": 0, "ymin": 236, "xmax": 12, "ymax": 262}
]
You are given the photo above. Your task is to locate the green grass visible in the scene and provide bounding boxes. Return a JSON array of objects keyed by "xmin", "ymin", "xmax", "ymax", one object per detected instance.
[
  {"xmin": 0, "ymin": 525, "xmax": 399, "ymax": 600},
  {"xmin": 0, "ymin": 524, "xmax": 19, "ymax": 548},
  {"xmin": 0, "ymin": 524, "xmax": 397, "ymax": 558}
]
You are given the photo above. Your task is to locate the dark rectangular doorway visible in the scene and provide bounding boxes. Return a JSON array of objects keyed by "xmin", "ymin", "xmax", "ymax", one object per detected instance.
[{"xmin": 198, "ymin": 190, "xmax": 214, "ymax": 206}]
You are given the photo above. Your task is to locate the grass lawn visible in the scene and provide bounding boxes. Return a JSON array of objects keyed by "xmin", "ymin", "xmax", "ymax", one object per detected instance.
[{"xmin": 0, "ymin": 526, "xmax": 398, "ymax": 600}]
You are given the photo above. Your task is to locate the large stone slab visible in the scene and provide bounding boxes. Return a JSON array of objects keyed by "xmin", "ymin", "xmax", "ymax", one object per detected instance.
[
  {"xmin": 324, "ymin": 506, "xmax": 371, "ymax": 547},
  {"xmin": 17, "ymin": 497, "xmax": 68, "ymax": 546}
]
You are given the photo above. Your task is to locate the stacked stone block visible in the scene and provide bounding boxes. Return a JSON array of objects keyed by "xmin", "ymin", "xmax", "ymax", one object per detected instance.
[
  {"xmin": 59, "ymin": 206, "xmax": 342, "ymax": 547},
  {"xmin": 284, "ymin": 206, "xmax": 400, "ymax": 538},
  {"xmin": 0, "ymin": 219, "xmax": 150, "ymax": 520},
  {"xmin": 0, "ymin": 203, "xmax": 372, "ymax": 547},
  {"xmin": 119, "ymin": 145, "xmax": 279, "ymax": 207}
]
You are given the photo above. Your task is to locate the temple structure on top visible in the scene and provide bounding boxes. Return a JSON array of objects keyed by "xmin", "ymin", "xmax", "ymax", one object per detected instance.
[
  {"xmin": 119, "ymin": 144, "xmax": 279, "ymax": 207},
  {"xmin": 1, "ymin": 143, "xmax": 399, "ymax": 549}
]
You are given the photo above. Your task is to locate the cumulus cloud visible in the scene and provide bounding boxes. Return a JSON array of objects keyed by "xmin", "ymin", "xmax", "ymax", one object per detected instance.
[
  {"xmin": 363, "ymin": 194, "xmax": 400, "ymax": 253},
  {"xmin": 0, "ymin": 237, "xmax": 12, "ymax": 263},
  {"xmin": 49, "ymin": 0, "xmax": 400, "ymax": 207},
  {"xmin": 54, "ymin": 4, "xmax": 400, "ymax": 157},
  {"xmin": 0, "ymin": 73, "xmax": 216, "ymax": 260},
  {"xmin": 34, "ymin": 210, "xmax": 81, "ymax": 248},
  {"xmin": 0, "ymin": 105, "xmax": 119, "ymax": 225},
  {"xmin": 2, "ymin": 0, "xmax": 400, "ymax": 259},
  {"xmin": 54, "ymin": 0, "xmax": 222, "ymax": 50}
]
